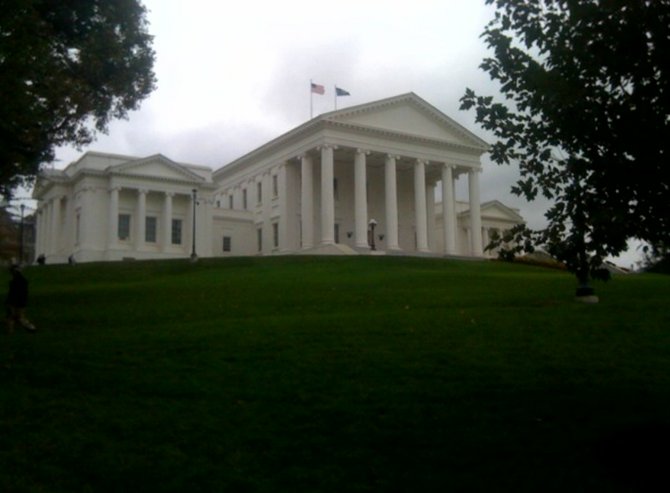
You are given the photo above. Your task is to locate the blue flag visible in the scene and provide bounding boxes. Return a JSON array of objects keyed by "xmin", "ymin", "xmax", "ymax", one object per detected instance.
[{"xmin": 335, "ymin": 87, "xmax": 350, "ymax": 97}]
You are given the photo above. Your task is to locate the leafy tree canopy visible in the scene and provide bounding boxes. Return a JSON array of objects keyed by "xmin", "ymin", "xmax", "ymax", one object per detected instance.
[
  {"xmin": 0, "ymin": 0, "xmax": 156, "ymax": 197},
  {"xmin": 461, "ymin": 0, "xmax": 670, "ymax": 285}
]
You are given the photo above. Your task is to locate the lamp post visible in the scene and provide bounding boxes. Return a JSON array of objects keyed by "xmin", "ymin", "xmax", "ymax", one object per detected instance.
[
  {"xmin": 368, "ymin": 218, "xmax": 377, "ymax": 251},
  {"xmin": 190, "ymin": 188, "xmax": 198, "ymax": 262},
  {"xmin": 19, "ymin": 203, "xmax": 25, "ymax": 264}
]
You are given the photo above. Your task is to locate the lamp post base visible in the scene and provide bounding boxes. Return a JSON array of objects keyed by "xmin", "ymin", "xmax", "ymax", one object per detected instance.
[{"xmin": 575, "ymin": 284, "xmax": 598, "ymax": 303}]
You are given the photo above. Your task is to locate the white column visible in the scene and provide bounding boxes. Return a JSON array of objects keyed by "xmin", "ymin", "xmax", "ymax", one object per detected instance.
[
  {"xmin": 136, "ymin": 189, "xmax": 147, "ymax": 250},
  {"xmin": 468, "ymin": 168, "xmax": 483, "ymax": 256},
  {"xmin": 277, "ymin": 163, "xmax": 293, "ymax": 252},
  {"xmin": 442, "ymin": 164, "xmax": 457, "ymax": 255},
  {"xmin": 320, "ymin": 145, "xmax": 335, "ymax": 245},
  {"xmin": 414, "ymin": 159, "xmax": 429, "ymax": 252},
  {"xmin": 162, "ymin": 192, "xmax": 173, "ymax": 252},
  {"xmin": 108, "ymin": 187, "xmax": 119, "ymax": 249},
  {"xmin": 34, "ymin": 210, "xmax": 41, "ymax": 256},
  {"xmin": 34, "ymin": 210, "xmax": 42, "ymax": 257},
  {"xmin": 46, "ymin": 201, "xmax": 53, "ymax": 255},
  {"xmin": 385, "ymin": 154, "xmax": 400, "ymax": 250},
  {"xmin": 51, "ymin": 196, "xmax": 61, "ymax": 254},
  {"xmin": 426, "ymin": 180, "xmax": 436, "ymax": 252},
  {"xmin": 300, "ymin": 154, "xmax": 314, "ymax": 249},
  {"xmin": 354, "ymin": 149, "xmax": 369, "ymax": 249}
]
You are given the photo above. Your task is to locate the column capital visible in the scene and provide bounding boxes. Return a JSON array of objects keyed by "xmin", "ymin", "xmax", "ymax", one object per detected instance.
[
  {"xmin": 109, "ymin": 186, "xmax": 121, "ymax": 193},
  {"xmin": 443, "ymin": 163, "xmax": 456, "ymax": 170},
  {"xmin": 469, "ymin": 167, "xmax": 483, "ymax": 174},
  {"xmin": 355, "ymin": 148, "xmax": 371, "ymax": 156},
  {"xmin": 317, "ymin": 143, "xmax": 338, "ymax": 152},
  {"xmin": 386, "ymin": 154, "xmax": 400, "ymax": 161},
  {"xmin": 137, "ymin": 188, "xmax": 149, "ymax": 195},
  {"xmin": 415, "ymin": 158, "xmax": 429, "ymax": 166},
  {"xmin": 164, "ymin": 191, "xmax": 175, "ymax": 198}
]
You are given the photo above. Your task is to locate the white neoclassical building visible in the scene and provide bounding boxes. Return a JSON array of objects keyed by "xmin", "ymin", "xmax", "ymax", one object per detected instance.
[{"xmin": 33, "ymin": 93, "xmax": 523, "ymax": 263}]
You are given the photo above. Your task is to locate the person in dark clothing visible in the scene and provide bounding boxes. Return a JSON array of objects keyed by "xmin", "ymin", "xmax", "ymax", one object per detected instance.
[{"xmin": 5, "ymin": 264, "xmax": 36, "ymax": 333}]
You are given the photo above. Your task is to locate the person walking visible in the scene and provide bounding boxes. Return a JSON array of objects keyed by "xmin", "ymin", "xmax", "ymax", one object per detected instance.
[{"xmin": 5, "ymin": 264, "xmax": 36, "ymax": 333}]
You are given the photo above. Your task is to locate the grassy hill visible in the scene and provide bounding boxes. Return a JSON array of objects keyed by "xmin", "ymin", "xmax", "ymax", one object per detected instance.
[{"xmin": 2, "ymin": 256, "xmax": 669, "ymax": 492}]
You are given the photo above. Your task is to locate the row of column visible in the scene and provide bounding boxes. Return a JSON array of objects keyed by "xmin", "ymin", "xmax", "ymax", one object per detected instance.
[
  {"xmin": 35, "ymin": 195, "xmax": 64, "ymax": 257},
  {"xmin": 299, "ymin": 146, "xmax": 483, "ymax": 256},
  {"xmin": 107, "ymin": 188, "xmax": 191, "ymax": 252}
]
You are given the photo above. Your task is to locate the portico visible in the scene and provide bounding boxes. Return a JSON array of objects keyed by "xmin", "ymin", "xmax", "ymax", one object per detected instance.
[{"xmin": 294, "ymin": 144, "xmax": 482, "ymax": 255}]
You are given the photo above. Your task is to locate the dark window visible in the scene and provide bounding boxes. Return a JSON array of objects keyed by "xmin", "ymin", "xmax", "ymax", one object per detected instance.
[
  {"xmin": 171, "ymin": 219, "xmax": 182, "ymax": 245},
  {"xmin": 257, "ymin": 228, "xmax": 263, "ymax": 252},
  {"xmin": 145, "ymin": 216, "xmax": 157, "ymax": 243},
  {"xmin": 118, "ymin": 214, "xmax": 131, "ymax": 241},
  {"xmin": 223, "ymin": 236, "xmax": 232, "ymax": 252},
  {"xmin": 273, "ymin": 223, "xmax": 279, "ymax": 248}
]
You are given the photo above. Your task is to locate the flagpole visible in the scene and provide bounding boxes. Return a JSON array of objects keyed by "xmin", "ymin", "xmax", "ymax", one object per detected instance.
[
  {"xmin": 310, "ymin": 79, "xmax": 313, "ymax": 119},
  {"xmin": 334, "ymin": 85, "xmax": 337, "ymax": 111}
]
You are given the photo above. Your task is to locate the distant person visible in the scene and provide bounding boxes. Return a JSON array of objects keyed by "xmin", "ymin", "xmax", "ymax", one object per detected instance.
[
  {"xmin": 37, "ymin": 254, "xmax": 45, "ymax": 265},
  {"xmin": 68, "ymin": 254, "xmax": 76, "ymax": 266},
  {"xmin": 5, "ymin": 264, "xmax": 36, "ymax": 333}
]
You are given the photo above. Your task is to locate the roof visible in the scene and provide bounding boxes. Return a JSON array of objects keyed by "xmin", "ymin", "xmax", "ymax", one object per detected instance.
[{"xmin": 213, "ymin": 92, "xmax": 489, "ymax": 180}]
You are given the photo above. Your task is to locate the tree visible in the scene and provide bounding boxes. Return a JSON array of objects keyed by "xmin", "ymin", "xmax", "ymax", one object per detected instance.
[
  {"xmin": 461, "ymin": 0, "xmax": 670, "ymax": 296},
  {"xmin": 0, "ymin": 0, "xmax": 156, "ymax": 197}
]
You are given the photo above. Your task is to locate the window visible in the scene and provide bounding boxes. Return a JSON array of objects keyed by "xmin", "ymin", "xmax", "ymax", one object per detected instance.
[
  {"xmin": 272, "ymin": 175, "xmax": 278, "ymax": 198},
  {"xmin": 273, "ymin": 223, "xmax": 279, "ymax": 249},
  {"xmin": 229, "ymin": 195, "xmax": 234, "ymax": 209},
  {"xmin": 171, "ymin": 219, "xmax": 182, "ymax": 245},
  {"xmin": 257, "ymin": 182, "xmax": 262, "ymax": 204},
  {"xmin": 243, "ymin": 189, "xmax": 248, "ymax": 210},
  {"xmin": 223, "ymin": 236, "xmax": 232, "ymax": 252},
  {"xmin": 257, "ymin": 227, "xmax": 263, "ymax": 252},
  {"xmin": 334, "ymin": 223, "xmax": 340, "ymax": 244},
  {"xmin": 145, "ymin": 216, "xmax": 157, "ymax": 243},
  {"xmin": 118, "ymin": 214, "xmax": 131, "ymax": 241},
  {"xmin": 216, "ymin": 200, "xmax": 221, "ymax": 208},
  {"xmin": 333, "ymin": 178, "xmax": 339, "ymax": 200}
]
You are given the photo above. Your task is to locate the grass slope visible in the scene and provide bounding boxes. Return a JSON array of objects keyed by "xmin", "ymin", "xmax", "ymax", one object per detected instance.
[{"xmin": 2, "ymin": 256, "xmax": 669, "ymax": 492}]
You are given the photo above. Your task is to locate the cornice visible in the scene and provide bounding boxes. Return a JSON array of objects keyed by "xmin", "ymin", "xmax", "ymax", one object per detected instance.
[
  {"xmin": 111, "ymin": 153, "xmax": 209, "ymax": 183},
  {"xmin": 323, "ymin": 120, "xmax": 487, "ymax": 154}
]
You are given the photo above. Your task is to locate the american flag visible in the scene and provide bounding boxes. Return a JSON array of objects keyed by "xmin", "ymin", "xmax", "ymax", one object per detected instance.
[{"xmin": 311, "ymin": 82, "xmax": 325, "ymax": 95}]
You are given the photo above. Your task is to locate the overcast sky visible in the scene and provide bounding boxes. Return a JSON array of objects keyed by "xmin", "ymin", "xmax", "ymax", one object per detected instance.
[{"xmin": 48, "ymin": 0, "xmax": 641, "ymax": 267}]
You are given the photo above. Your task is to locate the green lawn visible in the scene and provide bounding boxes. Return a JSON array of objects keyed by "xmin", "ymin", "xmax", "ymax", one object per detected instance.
[{"xmin": 2, "ymin": 256, "xmax": 669, "ymax": 492}]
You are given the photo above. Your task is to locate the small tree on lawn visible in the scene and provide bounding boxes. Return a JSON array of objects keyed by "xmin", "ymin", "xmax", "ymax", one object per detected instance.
[{"xmin": 461, "ymin": 0, "xmax": 670, "ymax": 298}]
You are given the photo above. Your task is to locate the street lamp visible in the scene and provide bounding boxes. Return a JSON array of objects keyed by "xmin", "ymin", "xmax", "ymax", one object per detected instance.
[
  {"xmin": 190, "ymin": 188, "xmax": 198, "ymax": 262},
  {"xmin": 368, "ymin": 218, "xmax": 377, "ymax": 251}
]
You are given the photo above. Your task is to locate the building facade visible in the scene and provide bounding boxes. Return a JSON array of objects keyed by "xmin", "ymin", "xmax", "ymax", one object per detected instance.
[{"xmin": 33, "ymin": 93, "xmax": 523, "ymax": 263}]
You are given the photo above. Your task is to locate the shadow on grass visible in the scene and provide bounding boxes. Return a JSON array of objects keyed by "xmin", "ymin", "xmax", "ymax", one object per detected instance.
[{"xmin": 593, "ymin": 422, "xmax": 670, "ymax": 492}]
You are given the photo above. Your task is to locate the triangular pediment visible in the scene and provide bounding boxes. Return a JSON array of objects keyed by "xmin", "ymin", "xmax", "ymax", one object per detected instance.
[
  {"xmin": 458, "ymin": 200, "xmax": 526, "ymax": 223},
  {"xmin": 109, "ymin": 154, "xmax": 205, "ymax": 182},
  {"xmin": 459, "ymin": 200, "xmax": 524, "ymax": 223},
  {"xmin": 481, "ymin": 201, "xmax": 524, "ymax": 222},
  {"xmin": 325, "ymin": 93, "xmax": 488, "ymax": 150}
]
